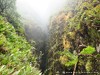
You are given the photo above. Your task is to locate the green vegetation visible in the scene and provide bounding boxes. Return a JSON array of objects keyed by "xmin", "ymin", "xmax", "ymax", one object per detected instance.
[
  {"xmin": 47, "ymin": 0, "xmax": 100, "ymax": 75},
  {"xmin": 80, "ymin": 46, "xmax": 95, "ymax": 55},
  {"xmin": 0, "ymin": 0, "xmax": 24, "ymax": 36},
  {"xmin": 0, "ymin": 0, "xmax": 41, "ymax": 75},
  {"xmin": 0, "ymin": 0, "xmax": 100, "ymax": 75},
  {"xmin": 0, "ymin": 16, "xmax": 41, "ymax": 75},
  {"xmin": 59, "ymin": 50, "xmax": 78, "ymax": 67}
]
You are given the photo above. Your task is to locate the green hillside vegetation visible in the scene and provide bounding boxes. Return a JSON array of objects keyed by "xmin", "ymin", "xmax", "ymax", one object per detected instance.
[{"xmin": 0, "ymin": 16, "xmax": 41, "ymax": 75}]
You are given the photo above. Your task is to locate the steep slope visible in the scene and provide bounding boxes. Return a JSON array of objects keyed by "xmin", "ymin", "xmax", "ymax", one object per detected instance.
[
  {"xmin": 47, "ymin": 0, "xmax": 100, "ymax": 75},
  {"xmin": 0, "ymin": 16, "xmax": 41, "ymax": 75}
]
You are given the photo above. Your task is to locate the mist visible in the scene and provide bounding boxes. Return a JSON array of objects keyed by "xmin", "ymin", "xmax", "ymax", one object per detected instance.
[{"xmin": 16, "ymin": 0, "xmax": 67, "ymax": 31}]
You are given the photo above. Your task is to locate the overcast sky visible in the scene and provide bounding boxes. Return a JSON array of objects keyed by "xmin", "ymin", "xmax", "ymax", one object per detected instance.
[{"xmin": 16, "ymin": 0, "xmax": 67, "ymax": 30}]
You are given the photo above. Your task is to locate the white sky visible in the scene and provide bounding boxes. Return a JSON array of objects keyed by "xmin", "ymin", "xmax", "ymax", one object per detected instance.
[{"xmin": 16, "ymin": 0, "xmax": 67, "ymax": 30}]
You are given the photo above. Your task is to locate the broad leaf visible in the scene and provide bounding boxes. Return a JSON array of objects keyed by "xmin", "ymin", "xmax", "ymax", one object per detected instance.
[{"xmin": 80, "ymin": 46, "xmax": 95, "ymax": 55}]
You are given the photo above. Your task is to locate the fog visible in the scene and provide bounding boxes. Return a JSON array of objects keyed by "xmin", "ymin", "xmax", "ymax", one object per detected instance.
[
  {"xmin": 16, "ymin": 1, "xmax": 72, "ymax": 71},
  {"xmin": 16, "ymin": 0, "xmax": 67, "ymax": 31}
]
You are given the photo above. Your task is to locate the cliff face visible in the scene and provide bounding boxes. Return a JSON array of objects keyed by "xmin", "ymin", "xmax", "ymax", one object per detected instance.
[{"xmin": 47, "ymin": 0, "xmax": 100, "ymax": 74}]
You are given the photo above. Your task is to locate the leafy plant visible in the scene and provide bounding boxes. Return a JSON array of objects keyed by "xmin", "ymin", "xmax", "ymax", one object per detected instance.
[
  {"xmin": 0, "ymin": 16, "xmax": 41, "ymax": 75},
  {"xmin": 59, "ymin": 50, "xmax": 78, "ymax": 67},
  {"xmin": 80, "ymin": 46, "xmax": 95, "ymax": 55}
]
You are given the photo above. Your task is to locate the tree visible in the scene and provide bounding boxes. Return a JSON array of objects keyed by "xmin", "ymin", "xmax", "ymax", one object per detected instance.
[
  {"xmin": 0, "ymin": 0, "xmax": 25, "ymax": 36},
  {"xmin": 0, "ymin": 0, "xmax": 16, "ymax": 15}
]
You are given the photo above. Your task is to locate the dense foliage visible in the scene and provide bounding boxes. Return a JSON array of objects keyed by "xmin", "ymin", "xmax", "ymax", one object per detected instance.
[
  {"xmin": 0, "ymin": 0, "xmax": 100, "ymax": 75},
  {"xmin": 46, "ymin": 0, "xmax": 100, "ymax": 75},
  {"xmin": 0, "ymin": 16, "xmax": 41, "ymax": 75},
  {"xmin": 0, "ymin": 0, "xmax": 42, "ymax": 74},
  {"xmin": 0, "ymin": 0, "xmax": 24, "ymax": 36}
]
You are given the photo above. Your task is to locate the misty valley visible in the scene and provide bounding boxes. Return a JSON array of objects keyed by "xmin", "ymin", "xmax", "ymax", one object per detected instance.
[{"xmin": 0, "ymin": 0, "xmax": 100, "ymax": 75}]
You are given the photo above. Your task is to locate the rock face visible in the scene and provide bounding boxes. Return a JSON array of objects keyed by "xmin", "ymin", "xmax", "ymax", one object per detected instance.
[
  {"xmin": 23, "ymin": 20, "xmax": 48, "ymax": 73},
  {"xmin": 46, "ymin": 0, "xmax": 100, "ymax": 75}
]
